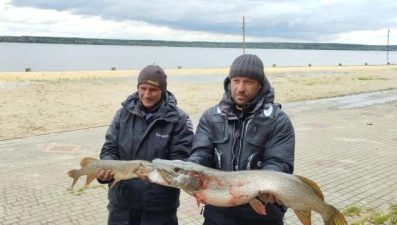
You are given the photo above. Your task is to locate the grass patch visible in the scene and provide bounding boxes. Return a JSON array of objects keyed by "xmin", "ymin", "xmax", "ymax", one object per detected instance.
[
  {"xmin": 304, "ymin": 82, "xmax": 316, "ymax": 85},
  {"xmin": 346, "ymin": 203, "xmax": 397, "ymax": 225},
  {"xmin": 357, "ymin": 77, "xmax": 389, "ymax": 81},
  {"xmin": 344, "ymin": 206, "xmax": 361, "ymax": 216},
  {"xmin": 66, "ymin": 184, "xmax": 107, "ymax": 196}
]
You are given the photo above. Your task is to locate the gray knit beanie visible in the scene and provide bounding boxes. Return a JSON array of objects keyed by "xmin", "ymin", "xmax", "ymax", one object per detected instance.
[
  {"xmin": 137, "ymin": 65, "xmax": 167, "ymax": 91},
  {"xmin": 229, "ymin": 54, "xmax": 265, "ymax": 84}
]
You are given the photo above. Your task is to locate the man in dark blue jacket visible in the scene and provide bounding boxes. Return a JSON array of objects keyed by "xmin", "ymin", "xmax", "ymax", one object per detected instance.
[
  {"xmin": 97, "ymin": 65, "xmax": 194, "ymax": 225},
  {"xmin": 188, "ymin": 54, "xmax": 295, "ymax": 225}
]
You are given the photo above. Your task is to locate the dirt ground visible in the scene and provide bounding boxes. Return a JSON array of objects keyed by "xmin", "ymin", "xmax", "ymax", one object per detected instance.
[{"xmin": 1, "ymin": 65, "xmax": 396, "ymax": 140}]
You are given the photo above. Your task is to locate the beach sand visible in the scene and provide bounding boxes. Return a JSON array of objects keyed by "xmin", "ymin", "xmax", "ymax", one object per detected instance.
[{"xmin": 1, "ymin": 65, "xmax": 396, "ymax": 140}]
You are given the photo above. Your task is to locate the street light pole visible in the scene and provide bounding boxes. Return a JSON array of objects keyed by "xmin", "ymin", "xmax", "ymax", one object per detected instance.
[
  {"xmin": 387, "ymin": 29, "xmax": 390, "ymax": 65},
  {"xmin": 242, "ymin": 16, "xmax": 246, "ymax": 54}
]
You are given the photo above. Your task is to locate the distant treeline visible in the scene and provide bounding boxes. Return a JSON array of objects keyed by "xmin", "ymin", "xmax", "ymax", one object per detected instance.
[{"xmin": 1, "ymin": 36, "xmax": 396, "ymax": 51}]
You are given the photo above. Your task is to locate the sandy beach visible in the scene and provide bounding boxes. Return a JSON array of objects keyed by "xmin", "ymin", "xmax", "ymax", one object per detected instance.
[{"xmin": 1, "ymin": 65, "xmax": 396, "ymax": 140}]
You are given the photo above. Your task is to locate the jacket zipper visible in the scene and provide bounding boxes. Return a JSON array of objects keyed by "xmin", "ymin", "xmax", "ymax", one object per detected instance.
[
  {"xmin": 230, "ymin": 123, "xmax": 236, "ymax": 171},
  {"xmin": 235, "ymin": 120, "xmax": 251, "ymax": 170}
]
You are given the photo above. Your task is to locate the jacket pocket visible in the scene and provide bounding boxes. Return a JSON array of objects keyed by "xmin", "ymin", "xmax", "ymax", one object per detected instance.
[
  {"xmin": 145, "ymin": 184, "xmax": 180, "ymax": 210},
  {"xmin": 108, "ymin": 181, "xmax": 130, "ymax": 208},
  {"xmin": 210, "ymin": 115, "xmax": 229, "ymax": 143},
  {"xmin": 110, "ymin": 180, "xmax": 144, "ymax": 209},
  {"xmin": 245, "ymin": 117, "xmax": 273, "ymax": 148},
  {"xmin": 153, "ymin": 135, "xmax": 170, "ymax": 159},
  {"xmin": 247, "ymin": 152, "xmax": 264, "ymax": 170}
]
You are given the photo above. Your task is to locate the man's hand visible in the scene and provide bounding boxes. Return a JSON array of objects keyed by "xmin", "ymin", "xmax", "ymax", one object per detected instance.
[
  {"xmin": 259, "ymin": 193, "xmax": 283, "ymax": 205},
  {"xmin": 135, "ymin": 170, "xmax": 149, "ymax": 182},
  {"xmin": 97, "ymin": 170, "xmax": 114, "ymax": 182}
]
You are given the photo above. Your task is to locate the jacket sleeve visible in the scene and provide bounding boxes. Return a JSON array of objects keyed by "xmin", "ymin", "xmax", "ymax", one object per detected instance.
[
  {"xmin": 100, "ymin": 109, "xmax": 122, "ymax": 161},
  {"xmin": 167, "ymin": 111, "xmax": 194, "ymax": 160},
  {"xmin": 261, "ymin": 108, "xmax": 295, "ymax": 174},
  {"xmin": 187, "ymin": 110, "xmax": 216, "ymax": 168}
]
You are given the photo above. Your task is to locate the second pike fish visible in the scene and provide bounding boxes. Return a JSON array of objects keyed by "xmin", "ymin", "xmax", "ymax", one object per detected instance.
[
  {"xmin": 67, "ymin": 157, "xmax": 155, "ymax": 188},
  {"xmin": 150, "ymin": 159, "xmax": 348, "ymax": 225}
]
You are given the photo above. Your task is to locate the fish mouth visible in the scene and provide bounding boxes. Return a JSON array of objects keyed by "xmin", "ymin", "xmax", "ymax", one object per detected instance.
[{"xmin": 152, "ymin": 159, "xmax": 202, "ymax": 190}]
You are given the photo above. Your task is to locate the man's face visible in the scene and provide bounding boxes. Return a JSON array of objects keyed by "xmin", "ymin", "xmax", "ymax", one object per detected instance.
[
  {"xmin": 138, "ymin": 83, "xmax": 163, "ymax": 110},
  {"xmin": 230, "ymin": 76, "xmax": 262, "ymax": 107}
]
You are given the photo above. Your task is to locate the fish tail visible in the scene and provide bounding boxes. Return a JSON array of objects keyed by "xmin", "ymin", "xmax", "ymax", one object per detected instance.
[
  {"xmin": 67, "ymin": 169, "xmax": 80, "ymax": 188},
  {"xmin": 80, "ymin": 157, "xmax": 98, "ymax": 187},
  {"xmin": 293, "ymin": 210, "xmax": 311, "ymax": 225},
  {"xmin": 80, "ymin": 157, "xmax": 97, "ymax": 167},
  {"xmin": 324, "ymin": 206, "xmax": 348, "ymax": 225}
]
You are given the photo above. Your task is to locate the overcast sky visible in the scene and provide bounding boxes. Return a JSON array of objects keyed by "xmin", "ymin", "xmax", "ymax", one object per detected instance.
[{"xmin": 1, "ymin": 0, "xmax": 396, "ymax": 45}]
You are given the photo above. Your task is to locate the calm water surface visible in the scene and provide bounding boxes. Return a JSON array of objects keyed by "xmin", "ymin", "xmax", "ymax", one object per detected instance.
[{"xmin": 0, "ymin": 42, "xmax": 395, "ymax": 72}]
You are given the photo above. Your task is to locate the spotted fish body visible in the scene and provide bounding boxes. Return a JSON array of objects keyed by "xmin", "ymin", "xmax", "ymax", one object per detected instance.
[
  {"xmin": 68, "ymin": 157, "xmax": 154, "ymax": 188},
  {"xmin": 151, "ymin": 159, "xmax": 348, "ymax": 225}
]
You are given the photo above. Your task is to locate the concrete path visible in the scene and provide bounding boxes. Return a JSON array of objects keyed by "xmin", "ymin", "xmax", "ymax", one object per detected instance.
[{"xmin": 1, "ymin": 90, "xmax": 396, "ymax": 225}]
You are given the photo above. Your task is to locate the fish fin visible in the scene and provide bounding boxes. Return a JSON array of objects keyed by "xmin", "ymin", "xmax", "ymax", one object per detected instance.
[
  {"xmin": 85, "ymin": 174, "xmax": 96, "ymax": 187},
  {"xmin": 294, "ymin": 210, "xmax": 311, "ymax": 225},
  {"xmin": 325, "ymin": 207, "xmax": 348, "ymax": 225},
  {"xmin": 80, "ymin": 157, "xmax": 97, "ymax": 168},
  {"xmin": 296, "ymin": 175, "xmax": 324, "ymax": 200},
  {"xmin": 67, "ymin": 169, "xmax": 79, "ymax": 188},
  {"xmin": 109, "ymin": 179, "xmax": 118, "ymax": 189},
  {"xmin": 249, "ymin": 198, "xmax": 267, "ymax": 215}
]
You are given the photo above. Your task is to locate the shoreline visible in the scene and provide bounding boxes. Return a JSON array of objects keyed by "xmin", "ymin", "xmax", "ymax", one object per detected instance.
[
  {"xmin": 1, "ymin": 64, "xmax": 396, "ymax": 81},
  {"xmin": 1, "ymin": 64, "xmax": 397, "ymax": 140}
]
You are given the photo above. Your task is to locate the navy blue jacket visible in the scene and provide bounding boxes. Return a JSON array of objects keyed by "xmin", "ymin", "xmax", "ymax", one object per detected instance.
[
  {"xmin": 188, "ymin": 77, "xmax": 295, "ymax": 221},
  {"xmin": 100, "ymin": 91, "xmax": 194, "ymax": 211}
]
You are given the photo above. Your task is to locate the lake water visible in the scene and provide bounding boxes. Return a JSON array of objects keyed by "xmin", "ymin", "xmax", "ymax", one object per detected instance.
[{"xmin": 0, "ymin": 42, "xmax": 395, "ymax": 72}]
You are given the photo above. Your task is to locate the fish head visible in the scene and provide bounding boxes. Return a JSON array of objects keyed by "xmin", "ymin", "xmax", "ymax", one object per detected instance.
[{"xmin": 152, "ymin": 159, "xmax": 204, "ymax": 192}]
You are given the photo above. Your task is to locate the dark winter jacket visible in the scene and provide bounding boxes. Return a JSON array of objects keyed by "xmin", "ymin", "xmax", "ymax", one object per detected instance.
[
  {"xmin": 100, "ymin": 91, "xmax": 194, "ymax": 211},
  {"xmin": 188, "ymin": 77, "xmax": 295, "ymax": 221}
]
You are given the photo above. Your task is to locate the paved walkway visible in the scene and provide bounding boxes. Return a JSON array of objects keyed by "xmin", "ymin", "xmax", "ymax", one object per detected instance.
[{"xmin": 1, "ymin": 90, "xmax": 397, "ymax": 225}]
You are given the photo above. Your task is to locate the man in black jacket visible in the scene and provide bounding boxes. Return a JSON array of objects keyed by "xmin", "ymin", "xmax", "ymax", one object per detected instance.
[
  {"xmin": 188, "ymin": 54, "xmax": 295, "ymax": 225},
  {"xmin": 97, "ymin": 65, "xmax": 194, "ymax": 225}
]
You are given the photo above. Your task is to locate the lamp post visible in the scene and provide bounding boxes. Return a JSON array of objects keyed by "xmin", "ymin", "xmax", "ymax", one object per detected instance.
[
  {"xmin": 242, "ymin": 16, "xmax": 246, "ymax": 54},
  {"xmin": 387, "ymin": 29, "xmax": 390, "ymax": 65}
]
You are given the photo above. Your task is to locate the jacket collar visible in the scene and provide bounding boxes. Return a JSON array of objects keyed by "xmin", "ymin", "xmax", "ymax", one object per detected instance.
[{"xmin": 218, "ymin": 76, "xmax": 275, "ymax": 116}]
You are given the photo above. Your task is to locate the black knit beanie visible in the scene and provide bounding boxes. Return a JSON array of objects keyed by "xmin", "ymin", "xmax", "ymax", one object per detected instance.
[
  {"xmin": 229, "ymin": 54, "xmax": 265, "ymax": 84},
  {"xmin": 137, "ymin": 65, "xmax": 167, "ymax": 91}
]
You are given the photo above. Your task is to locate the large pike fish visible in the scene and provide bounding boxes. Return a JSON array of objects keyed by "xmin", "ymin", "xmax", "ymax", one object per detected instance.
[
  {"xmin": 149, "ymin": 159, "xmax": 347, "ymax": 225},
  {"xmin": 67, "ymin": 157, "xmax": 156, "ymax": 188}
]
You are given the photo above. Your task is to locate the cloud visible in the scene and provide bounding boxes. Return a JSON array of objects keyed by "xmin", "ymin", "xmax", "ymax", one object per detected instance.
[
  {"xmin": 2, "ymin": 0, "xmax": 397, "ymax": 44},
  {"xmin": 0, "ymin": 3, "xmax": 246, "ymax": 41},
  {"xmin": 327, "ymin": 29, "xmax": 392, "ymax": 45}
]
